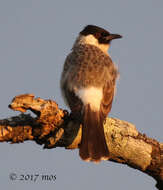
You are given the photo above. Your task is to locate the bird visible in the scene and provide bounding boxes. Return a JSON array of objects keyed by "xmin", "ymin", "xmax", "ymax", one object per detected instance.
[{"xmin": 60, "ymin": 25, "xmax": 122, "ymax": 162}]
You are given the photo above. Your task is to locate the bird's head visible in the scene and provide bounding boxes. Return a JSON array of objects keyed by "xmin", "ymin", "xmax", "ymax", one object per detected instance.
[{"xmin": 74, "ymin": 25, "xmax": 122, "ymax": 54}]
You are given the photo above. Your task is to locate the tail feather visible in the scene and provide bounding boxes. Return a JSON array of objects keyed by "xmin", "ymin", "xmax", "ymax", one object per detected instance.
[{"xmin": 79, "ymin": 104, "xmax": 109, "ymax": 162}]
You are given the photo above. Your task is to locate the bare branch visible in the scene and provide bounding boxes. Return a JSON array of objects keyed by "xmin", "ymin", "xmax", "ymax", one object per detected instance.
[{"xmin": 0, "ymin": 94, "xmax": 162, "ymax": 189}]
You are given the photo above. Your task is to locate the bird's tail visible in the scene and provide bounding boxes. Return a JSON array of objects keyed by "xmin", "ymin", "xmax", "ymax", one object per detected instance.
[{"xmin": 79, "ymin": 104, "xmax": 109, "ymax": 162}]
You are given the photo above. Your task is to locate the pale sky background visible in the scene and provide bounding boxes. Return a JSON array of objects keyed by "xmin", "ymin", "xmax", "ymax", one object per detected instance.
[{"xmin": 0, "ymin": 0, "xmax": 162, "ymax": 189}]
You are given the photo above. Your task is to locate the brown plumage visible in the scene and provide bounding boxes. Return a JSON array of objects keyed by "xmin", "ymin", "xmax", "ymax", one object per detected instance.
[{"xmin": 60, "ymin": 25, "xmax": 121, "ymax": 162}]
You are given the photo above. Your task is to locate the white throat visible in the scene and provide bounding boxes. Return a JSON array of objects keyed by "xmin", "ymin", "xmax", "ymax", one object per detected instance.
[{"xmin": 73, "ymin": 34, "xmax": 110, "ymax": 54}]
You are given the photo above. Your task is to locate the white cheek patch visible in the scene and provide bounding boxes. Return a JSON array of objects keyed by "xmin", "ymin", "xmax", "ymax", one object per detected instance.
[
  {"xmin": 76, "ymin": 87, "xmax": 103, "ymax": 111},
  {"xmin": 77, "ymin": 34, "xmax": 109, "ymax": 54}
]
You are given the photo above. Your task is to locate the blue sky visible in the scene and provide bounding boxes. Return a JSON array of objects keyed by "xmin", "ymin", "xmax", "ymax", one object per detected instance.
[{"xmin": 0, "ymin": 0, "xmax": 162, "ymax": 189}]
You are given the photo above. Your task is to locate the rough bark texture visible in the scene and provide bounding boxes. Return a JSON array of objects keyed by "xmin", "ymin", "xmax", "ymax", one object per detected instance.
[{"xmin": 0, "ymin": 94, "xmax": 163, "ymax": 189}]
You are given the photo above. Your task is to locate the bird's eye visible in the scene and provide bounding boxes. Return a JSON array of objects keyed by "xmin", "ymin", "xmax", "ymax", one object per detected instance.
[{"xmin": 101, "ymin": 32, "xmax": 108, "ymax": 37}]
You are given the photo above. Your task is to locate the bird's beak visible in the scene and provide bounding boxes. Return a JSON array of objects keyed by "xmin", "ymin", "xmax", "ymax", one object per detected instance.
[{"xmin": 105, "ymin": 34, "xmax": 122, "ymax": 41}]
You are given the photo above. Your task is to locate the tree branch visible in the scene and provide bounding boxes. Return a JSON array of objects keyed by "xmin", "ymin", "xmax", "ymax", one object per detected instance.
[{"xmin": 0, "ymin": 94, "xmax": 163, "ymax": 189}]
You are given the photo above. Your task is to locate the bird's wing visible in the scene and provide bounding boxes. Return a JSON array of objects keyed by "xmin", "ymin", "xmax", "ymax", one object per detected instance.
[
  {"xmin": 60, "ymin": 52, "xmax": 83, "ymax": 117},
  {"xmin": 100, "ymin": 80, "xmax": 115, "ymax": 121}
]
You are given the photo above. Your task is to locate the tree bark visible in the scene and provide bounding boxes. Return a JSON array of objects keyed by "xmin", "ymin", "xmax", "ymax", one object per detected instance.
[{"xmin": 0, "ymin": 94, "xmax": 162, "ymax": 189}]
